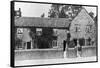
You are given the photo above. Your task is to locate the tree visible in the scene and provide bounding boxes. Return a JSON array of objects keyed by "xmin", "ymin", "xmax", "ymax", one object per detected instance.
[
  {"xmin": 48, "ymin": 4, "xmax": 82, "ymax": 19},
  {"xmin": 48, "ymin": 4, "xmax": 62, "ymax": 18},
  {"xmin": 59, "ymin": 6, "xmax": 67, "ymax": 18},
  {"xmin": 89, "ymin": 12, "xmax": 94, "ymax": 19}
]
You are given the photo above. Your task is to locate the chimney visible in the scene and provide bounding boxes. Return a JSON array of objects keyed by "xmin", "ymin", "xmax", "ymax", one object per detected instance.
[{"xmin": 15, "ymin": 8, "xmax": 21, "ymax": 17}]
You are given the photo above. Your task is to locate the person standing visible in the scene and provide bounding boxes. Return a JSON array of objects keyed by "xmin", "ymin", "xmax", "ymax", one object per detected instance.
[
  {"xmin": 76, "ymin": 39, "xmax": 82, "ymax": 57},
  {"xmin": 63, "ymin": 30, "xmax": 70, "ymax": 58},
  {"xmin": 63, "ymin": 40, "xmax": 67, "ymax": 58}
]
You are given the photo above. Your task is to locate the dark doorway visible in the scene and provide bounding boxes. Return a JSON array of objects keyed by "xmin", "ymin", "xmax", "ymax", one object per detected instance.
[{"xmin": 27, "ymin": 42, "xmax": 31, "ymax": 49}]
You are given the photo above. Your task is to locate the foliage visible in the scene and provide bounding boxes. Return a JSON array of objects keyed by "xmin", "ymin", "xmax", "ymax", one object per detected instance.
[
  {"xmin": 48, "ymin": 4, "xmax": 82, "ymax": 19},
  {"xmin": 89, "ymin": 12, "xmax": 94, "ymax": 19}
]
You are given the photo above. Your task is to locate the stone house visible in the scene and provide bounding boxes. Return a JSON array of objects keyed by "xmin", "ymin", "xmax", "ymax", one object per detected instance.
[
  {"xmin": 14, "ymin": 8, "xmax": 96, "ymax": 49},
  {"xmin": 70, "ymin": 8, "xmax": 96, "ymax": 46}
]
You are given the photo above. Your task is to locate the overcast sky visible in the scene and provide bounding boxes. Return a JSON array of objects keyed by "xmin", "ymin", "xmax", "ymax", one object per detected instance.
[{"xmin": 15, "ymin": 2, "xmax": 97, "ymax": 18}]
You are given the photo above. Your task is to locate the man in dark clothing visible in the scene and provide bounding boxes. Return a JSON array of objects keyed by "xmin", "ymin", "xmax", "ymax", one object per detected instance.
[
  {"xmin": 63, "ymin": 40, "xmax": 67, "ymax": 51},
  {"xmin": 63, "ymin": 40, "xmax": 67, "ymax": 58}
]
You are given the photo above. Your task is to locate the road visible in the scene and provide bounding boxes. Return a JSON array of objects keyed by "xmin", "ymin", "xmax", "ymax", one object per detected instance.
[{"xmin": 15, "ymin": 56, "xmax": 97, "ymax": 66}]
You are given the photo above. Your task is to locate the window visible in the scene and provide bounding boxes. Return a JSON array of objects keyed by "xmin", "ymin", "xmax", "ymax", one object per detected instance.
[
  {"xmin": 85, "ymin": 25, "xmax": 92, "ymax": 33},
  {"xmin": 86, "ymin": 37, "xmax": 92, "ymax": 46},
  {"xmin": 36, "ymin": 28, "xmax": 42, "ymax": 36},
  {"xmin": 17, "ymin": 28, "xmax": 23, "ymax": 34}
]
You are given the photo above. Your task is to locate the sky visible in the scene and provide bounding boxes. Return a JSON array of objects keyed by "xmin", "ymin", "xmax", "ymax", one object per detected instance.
[{"xmin": 15, "ymin": 2, "xmax": 97, "ymax": 18}]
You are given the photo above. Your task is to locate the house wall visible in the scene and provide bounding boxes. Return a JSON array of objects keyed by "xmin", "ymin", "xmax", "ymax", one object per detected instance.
[
  {"xmin": 70, "ymin": 8, "xmax": 96, "ymax": 42},
  {"xmin": 56, "ymin": 29, "xmax": 67, "ymax": 48}
]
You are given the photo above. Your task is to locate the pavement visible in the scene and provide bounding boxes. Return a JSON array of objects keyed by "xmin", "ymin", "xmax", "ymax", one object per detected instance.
[{"xmin": 15, "ymin": 56, "xmax": 97, "ymax": 66}]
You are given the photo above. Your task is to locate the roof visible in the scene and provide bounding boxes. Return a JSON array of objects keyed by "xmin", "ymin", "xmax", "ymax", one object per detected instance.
[
  {"xmin": 15, "ymin": 8, "xmax": 94, "ymax": 28},
  {"xmin": 71, "ymin": 8, "xmax": 95, "ymax": 25},
  {"xmin": 15, "ymin": 17, "xmax": 71, "ymax": 28}
]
